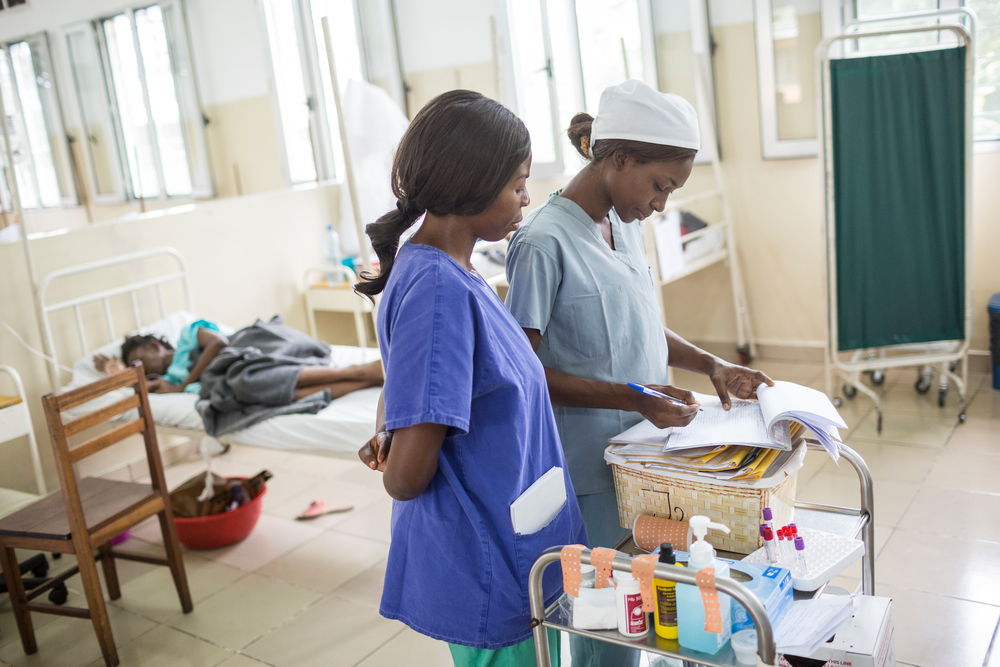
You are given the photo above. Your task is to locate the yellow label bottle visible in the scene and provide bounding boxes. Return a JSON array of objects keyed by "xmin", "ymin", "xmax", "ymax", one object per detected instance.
[{"xmin": 653, "ymin": 543, "xmax": 679, "ymax": 640}]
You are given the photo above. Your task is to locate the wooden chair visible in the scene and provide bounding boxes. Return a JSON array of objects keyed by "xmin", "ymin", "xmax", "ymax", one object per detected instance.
[{"xmin": 0, "ymin": 364, "xmax": 192, "ymax": 667}]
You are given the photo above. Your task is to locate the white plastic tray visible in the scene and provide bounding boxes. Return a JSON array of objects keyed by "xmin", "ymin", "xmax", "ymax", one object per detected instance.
[{"xmin": 742, "ymin": 527, "xmax": 864, "ymax": 592}]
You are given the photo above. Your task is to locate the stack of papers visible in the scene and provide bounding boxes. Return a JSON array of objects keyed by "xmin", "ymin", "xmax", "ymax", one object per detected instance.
[
  {"xmin": 604, "ymin": 437, "xmax": 806, "ymax": 482},
  {"xmin": 611, "ymin": 381, "xmax": 846, "ymax": 461},
  {"xmin": 774, "ymin": 594, "xmax": 855, "ymax": 656}
]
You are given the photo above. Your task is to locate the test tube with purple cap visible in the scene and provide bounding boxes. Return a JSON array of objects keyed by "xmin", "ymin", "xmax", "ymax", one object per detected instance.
[{"xmin": 794, "ymin": 535, "xmax": 807, "ymax": 574}]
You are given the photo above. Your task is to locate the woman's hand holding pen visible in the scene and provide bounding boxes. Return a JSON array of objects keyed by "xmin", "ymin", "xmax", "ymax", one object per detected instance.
[
  {"xmin": 629, "ymin": 384, "xmax": 700, "ymax": 428},
  {"xmin": 708, "ymin": 362, "xmax": 774, "ymax": 409},
  {"xmin": 359, "ymin": 431, "xmax": 393, "ymax": 472}
]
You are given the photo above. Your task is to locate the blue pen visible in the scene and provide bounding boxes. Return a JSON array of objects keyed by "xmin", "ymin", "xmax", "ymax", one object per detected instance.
[{"xmin": 627, "ymin": 382, "xmax": 703, "ymax": 411}]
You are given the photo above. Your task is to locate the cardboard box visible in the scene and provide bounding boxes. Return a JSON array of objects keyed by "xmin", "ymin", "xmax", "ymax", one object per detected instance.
[{"xmin": 781, "ymin": 595, "xmax": 894, "ymax": 667}]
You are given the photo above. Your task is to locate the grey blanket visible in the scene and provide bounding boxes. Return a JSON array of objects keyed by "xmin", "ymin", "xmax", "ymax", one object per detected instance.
[{"xmin": 196, "ymin": 316, "xmax": 332, "ymax": 436}]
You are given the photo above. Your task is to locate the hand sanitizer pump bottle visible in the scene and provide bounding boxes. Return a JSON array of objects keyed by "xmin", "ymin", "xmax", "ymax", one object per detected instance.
[{"xmin": 677, "ymin": 515, "xmax": 732, "ymax": 653}]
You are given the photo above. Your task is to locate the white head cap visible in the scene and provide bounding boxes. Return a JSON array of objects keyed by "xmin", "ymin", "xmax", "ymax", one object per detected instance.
[{"xmin": 590, "ymin": 80, "xmax": 700, "ymax": 151}]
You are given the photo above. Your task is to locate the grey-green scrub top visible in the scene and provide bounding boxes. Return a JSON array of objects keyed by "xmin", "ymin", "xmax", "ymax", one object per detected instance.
[{"xmin": 505, "ymin": 195, "xmax": 669, "ymax": 496}]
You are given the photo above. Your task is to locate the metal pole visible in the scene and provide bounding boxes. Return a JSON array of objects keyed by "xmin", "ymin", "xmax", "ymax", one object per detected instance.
[
  {"xmin": 321, "ymin": 16, "xmax": 369, "ymax": 274},
  {"xmin": 0, "ymin": 65, "xmax": 57, "ymax": 389},
  {"xmin": 838, "ymin": 444, "xmax": 875, "ymax": 595}
]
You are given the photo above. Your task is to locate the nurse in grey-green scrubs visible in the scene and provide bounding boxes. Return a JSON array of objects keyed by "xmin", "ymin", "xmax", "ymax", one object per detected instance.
[{"xmin": 506, "ymin": 80, "xmax": 772, "ymax": 551}]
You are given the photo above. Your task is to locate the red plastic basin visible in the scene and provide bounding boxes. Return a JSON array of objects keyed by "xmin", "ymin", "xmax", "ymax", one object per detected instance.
[{"xmin": 174, "ymin": 479, "xmax": 265, "ymax": 550}]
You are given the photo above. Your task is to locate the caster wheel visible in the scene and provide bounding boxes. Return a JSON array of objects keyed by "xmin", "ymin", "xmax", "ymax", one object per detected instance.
[
  {"xmin": 958, "ymin": 412, "xmax": 967, "ymax": 424},
  {"xmin": 915, "ymin": 378, "xmax": 931, "ymax": 394},
  {"xmin": 869, "ymin": 370, "xmax": 886, "ymax": 386},
  {"xmin": 51, "ymin": 553, "xmax": 62, "ymax": 560},
  {"xmin": 31, "ymin": 563, "xmax": 49, "ymax": 578},
  {"xmin": 842, "ymin": 384, "xmax": 857, "ymax": 399},
  {"xmin": 833, "ymin": 397, "xmax": 843, "ymax": 407},
  {"xmin": 737, "ymin": 345, "xmax": 752, "ymax": 365},
  {"xmin": 938, "ymin": 389, "xmax": 947, "ymax": 407},
  {"xmin": 48, "ymin": 583, "xmax": 68, "ymax": 605}
]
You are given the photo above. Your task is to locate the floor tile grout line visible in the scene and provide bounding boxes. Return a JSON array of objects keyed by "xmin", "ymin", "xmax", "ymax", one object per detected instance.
[
  {"xmin": 350, "ymin": 624, "xmax": 409, "ymax": 667},
  {"xmin": 877, "ymin": 582, "xmax": 1000, "ymax": 611},
  {"xmin": 983, "ymin": 616, "xmax": 1000, "ymax": 667}
]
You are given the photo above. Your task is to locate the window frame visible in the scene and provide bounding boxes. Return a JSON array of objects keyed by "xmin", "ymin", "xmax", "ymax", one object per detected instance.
[
  {"xmin": 498, "ymin": 0, "xmax": 720, "ymax": 177},
  {"xmin": 753, "ymin": 0, "xmax": 842, "ymax": 159},
  {"xmin": 64, "ymin": 20, "xmax": 129, "ymax": 204},
  {"xmin": 756, "ymin": 0, "xmax": 996, "ymax": 159},
  {"xmin": 67, "ymin": 0, "xmax": 213, "ymax": 203},
  {"xmin": 0, "ymin": 32, "xmax": 78, "ymax": 211},
  {"xmin": 260, "ymin": 0, "xmax": 406, "ymax": 186}
]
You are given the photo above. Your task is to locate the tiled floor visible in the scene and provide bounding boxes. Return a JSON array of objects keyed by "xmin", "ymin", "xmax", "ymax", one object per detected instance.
[{"xmin": 1, "ymin": 360, "xmax": 998, "ymax": 666}]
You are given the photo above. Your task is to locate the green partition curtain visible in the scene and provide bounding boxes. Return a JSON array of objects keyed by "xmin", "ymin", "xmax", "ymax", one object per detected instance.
[{"xmin": 831, "ymin": 46, "xmax": 965, "ymax": 351}]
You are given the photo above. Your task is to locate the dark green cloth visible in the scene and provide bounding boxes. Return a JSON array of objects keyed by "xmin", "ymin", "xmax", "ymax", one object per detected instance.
[{"xmin": 831, "ymin": 46, "xmax": 965, "ymax": 351}]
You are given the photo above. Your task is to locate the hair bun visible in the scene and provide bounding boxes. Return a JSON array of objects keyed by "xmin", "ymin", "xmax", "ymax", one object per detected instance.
[{"xmin": 566, "ymin": 112, "xmax": 595, "ymax": 159}]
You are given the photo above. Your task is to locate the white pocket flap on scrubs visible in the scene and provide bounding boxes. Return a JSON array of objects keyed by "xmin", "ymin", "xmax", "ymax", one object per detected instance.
[{"xmin": 510, "ymin": 466, "xmax": 567, "ymax": 535}]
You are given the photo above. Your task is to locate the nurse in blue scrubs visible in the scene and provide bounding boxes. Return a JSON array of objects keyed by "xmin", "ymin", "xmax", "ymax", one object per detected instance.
[{"xmin": 357, "ymin": 90, "xmax": 586, "ymax": 666}]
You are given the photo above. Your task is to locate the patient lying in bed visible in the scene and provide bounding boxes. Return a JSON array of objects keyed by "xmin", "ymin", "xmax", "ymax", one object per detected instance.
[{"xmin": 95, "ymin": 316, "xmax": 383, "ymax": 436}]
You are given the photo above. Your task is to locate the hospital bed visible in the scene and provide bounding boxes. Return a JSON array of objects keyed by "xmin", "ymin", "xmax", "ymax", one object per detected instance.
[{"xmin": 37, "ymin": 247, "xmax": 381, "ymax": 459}]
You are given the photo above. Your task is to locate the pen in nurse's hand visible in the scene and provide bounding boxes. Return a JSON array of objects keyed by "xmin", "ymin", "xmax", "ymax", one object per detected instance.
[{"xmin": 626, "ymin": 382, "xmax": 703, "ymax": 411}]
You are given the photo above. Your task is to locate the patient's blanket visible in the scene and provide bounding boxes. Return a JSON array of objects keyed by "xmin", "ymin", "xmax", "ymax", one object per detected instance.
[{"xmin": 197, "ymin": 316, "xmax": 332, "ymax": 436}]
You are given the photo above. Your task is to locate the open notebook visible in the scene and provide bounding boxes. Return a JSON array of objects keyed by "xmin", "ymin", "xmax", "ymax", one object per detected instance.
[{"xmin": 612, "ymin": 381, "xmax": 846, "ymax": 459}]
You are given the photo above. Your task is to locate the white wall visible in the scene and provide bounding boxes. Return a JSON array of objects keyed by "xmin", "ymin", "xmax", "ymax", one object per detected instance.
[{"xmin": 394, "ymin": 0, "xmax": 495, "ymax": 72}]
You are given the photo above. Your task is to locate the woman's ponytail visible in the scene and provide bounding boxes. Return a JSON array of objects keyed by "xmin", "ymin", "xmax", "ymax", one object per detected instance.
[
  {"xmin": 354, "ymin": 199, "xmax": 422, "ymax": 299},
  {"xmin": 353, "ymin": 89, "xmax": 530, "ymax": 301}
]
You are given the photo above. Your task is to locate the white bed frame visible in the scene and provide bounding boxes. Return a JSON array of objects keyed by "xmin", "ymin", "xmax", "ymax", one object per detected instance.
[
  {"xmin": 39, "ymin": 246, "xmax": 193, "ymax": 390},
  {"xmin": 38, "ymin": 247, "xmax": 236, "ymax": 462}
]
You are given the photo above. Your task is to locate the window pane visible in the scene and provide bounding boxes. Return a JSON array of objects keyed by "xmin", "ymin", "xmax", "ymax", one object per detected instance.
[
  {"xmin": 508, "ymin": 0, "xmax": 556, "ymax": 164},
  {"xmin": 966, "ymin": 2, "xmax": 1000, "ymax": 140},
  {"xmin": 0, "ymin": 51, "xmax": 40, "ymax": 208},
  {"xmin": 104, "ymin": 14, "xmax": 161, "ymax": 198},
  {"xmin": 262, "ymin": 0, "xmax": 317, "ymax": 183},
  {"xmin": 10, "ymin": 41, "xmax": 61, "ymax": 207},
  {"xmin": 575, "ymin": 0, "xmax": 645, "ymax": 112},
  {"xmin": 653, "ymin": 1, "xmax": 697, "ymax": 111},
  {"xmin": 67, "ymin": 28, "xmax": 122, "ymax": 197},
  {"xmin": 311, "ymin": 0, "xmax": 367, "ymax": 179},
  {"xmin": 135, "ymin": 5, "xmax": 192, "ymax": 196},
  {"xmin": 356, "ymin": 0, "xmax": 404, "ymax": 107},
  {"xmin": 771, "ymin": 0, "xmax": 820, "ymax": 141},
  {"xmin": 851, "ymin": 0, "xmax": 945, "ymax": 52}
]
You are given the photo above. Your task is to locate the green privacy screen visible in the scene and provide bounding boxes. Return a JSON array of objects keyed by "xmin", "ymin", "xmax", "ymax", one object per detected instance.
[{"xmin": 830, "ymin": 46, "xmax": 965, "ymax": 351}]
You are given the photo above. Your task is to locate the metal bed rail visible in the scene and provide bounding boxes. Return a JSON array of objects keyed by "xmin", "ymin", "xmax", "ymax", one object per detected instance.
[{"xmin": 37, "ymin": 246, "xmax": 192, "ymax": 391}]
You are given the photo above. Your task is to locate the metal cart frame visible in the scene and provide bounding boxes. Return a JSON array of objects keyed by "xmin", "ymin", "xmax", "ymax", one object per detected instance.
[
  {"xmin": 528, "ymin": 442, "xmax": 875, "ymax": 666},
  {"xmin": 818, "ymin": 13, "xmax": 976, "ymax": 432}
]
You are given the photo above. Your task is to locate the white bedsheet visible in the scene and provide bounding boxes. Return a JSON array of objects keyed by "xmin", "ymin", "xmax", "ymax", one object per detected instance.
[{"xmin": 62, "ymin": 311, "xmax": 381, "ymax": 455}]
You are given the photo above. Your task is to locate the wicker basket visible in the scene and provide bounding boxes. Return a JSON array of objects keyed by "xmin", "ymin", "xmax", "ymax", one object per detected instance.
[{"xmin": 611, "ymin": 463, "xmax": 797, "ymax": 554}]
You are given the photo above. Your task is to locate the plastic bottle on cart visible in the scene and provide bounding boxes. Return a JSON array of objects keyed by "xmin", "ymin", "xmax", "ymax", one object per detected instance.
[
  {"xmin": 614, "ymin": 569, "xmax": 648, "ymax": 638},
  {"xmin": 653, "ymin": 543, "xmax": 679, "ymax": 639},
  {"xmin": 676, "ymin": 515, "xmax": 732, "ymax": 653}
]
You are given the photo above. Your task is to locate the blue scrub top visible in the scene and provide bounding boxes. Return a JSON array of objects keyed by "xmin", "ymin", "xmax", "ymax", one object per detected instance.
[
  {"xmin": 378, "ymin": 242, "xmax": 586, "ymax": 650},
  {"xmin": 506, "ymin": 195, "xmax": 670, "ymax": 496}
]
